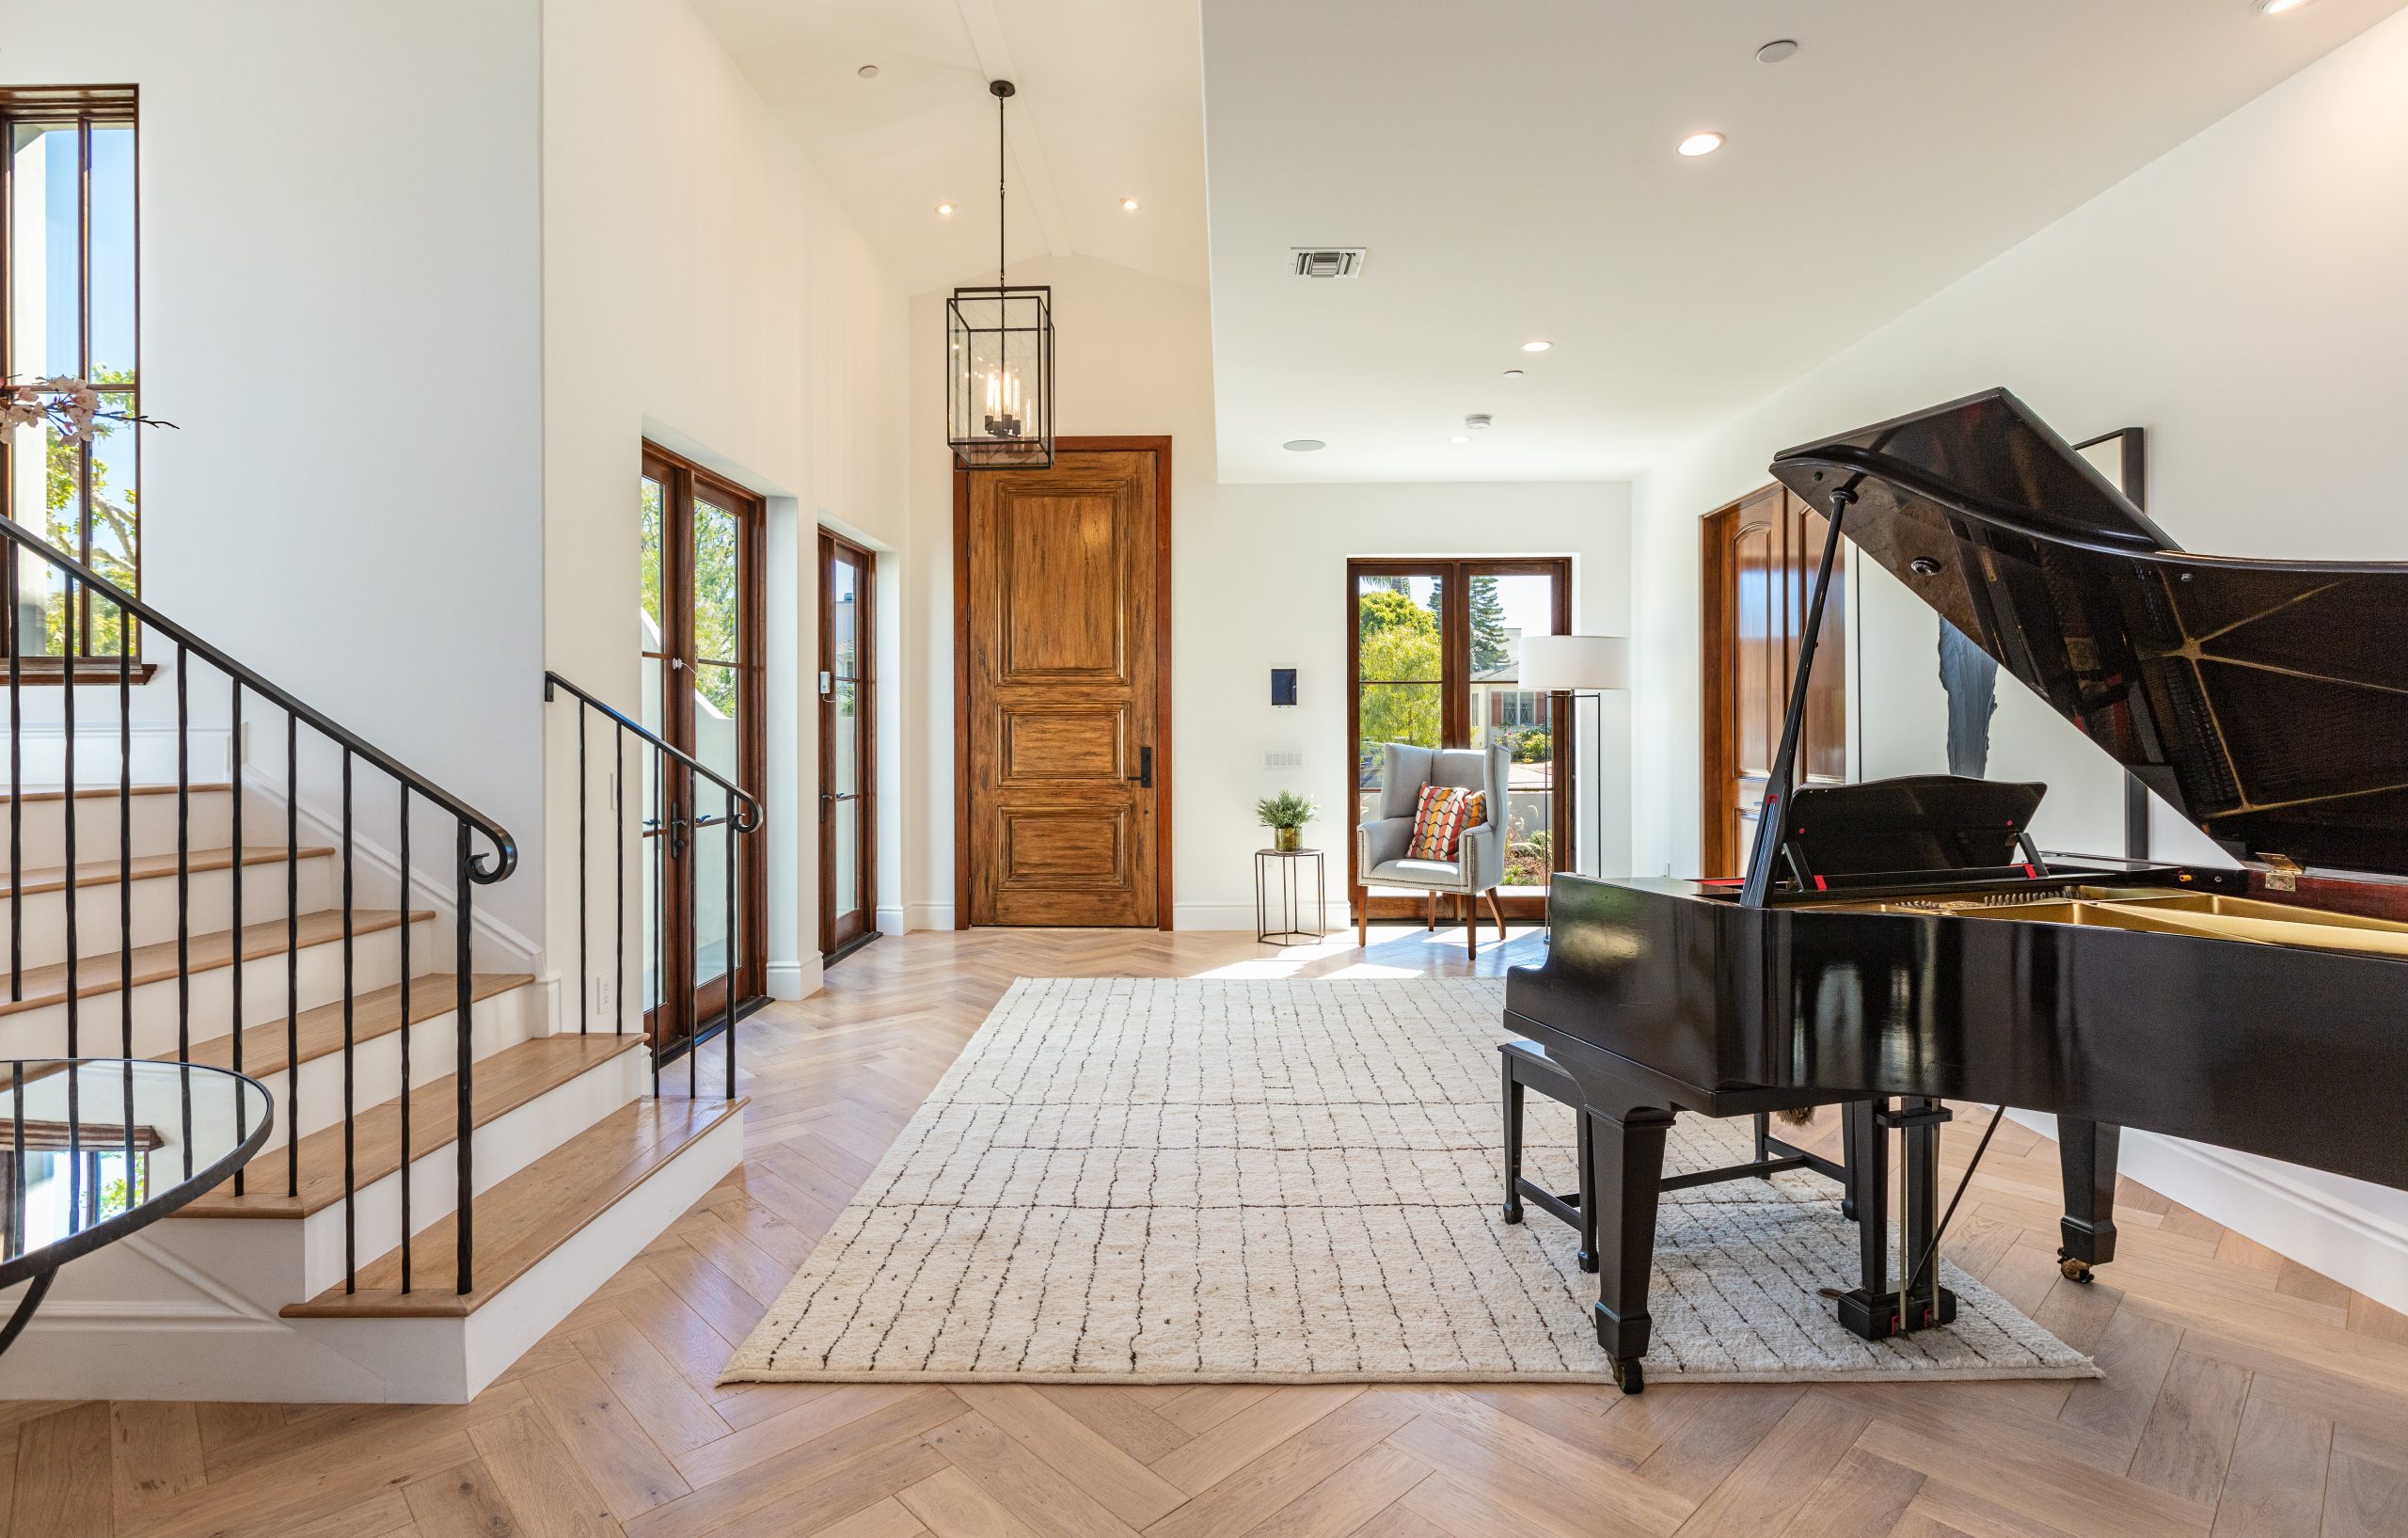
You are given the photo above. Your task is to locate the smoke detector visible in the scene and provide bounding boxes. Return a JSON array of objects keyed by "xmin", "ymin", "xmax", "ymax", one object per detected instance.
[
  {"xmin": 1464, "ymin": 414, "xmax": 1494, "ymax": 431},
  {"xmin": 1291, "ymin": 247, "xmax": 1367, "ymax": 279}
]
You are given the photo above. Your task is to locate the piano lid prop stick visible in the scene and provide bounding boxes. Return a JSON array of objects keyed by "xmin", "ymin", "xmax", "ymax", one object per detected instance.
[{"xmin": 1740, "ymin": 485, "xmax": 1855, "ymax": 908}]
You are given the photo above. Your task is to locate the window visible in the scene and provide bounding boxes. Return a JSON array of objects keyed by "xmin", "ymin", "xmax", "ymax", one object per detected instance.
[
  {"xmin": 1, "ymin": 86, "xmax": 140, "ymax": 663},
  {"xmin": 1347, "ymin": 558, "xmax": 1572, "ymax": 915}
]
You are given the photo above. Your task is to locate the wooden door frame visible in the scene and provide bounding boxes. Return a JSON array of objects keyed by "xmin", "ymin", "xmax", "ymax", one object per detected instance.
[
  {"xmin": 641, "ymin": 439, "xmax": 770, "ymax": 1038},
  {"xmin": 953, "ymin": 436, "xmax": 1174, "ymax": 930},
  {"xmin": 818, "ymin": 528, "xmax": 879, "ymax": 961},
  {"xmin": 1344, "ymin": 556, "xmax": 1573, "ymax": 922}
]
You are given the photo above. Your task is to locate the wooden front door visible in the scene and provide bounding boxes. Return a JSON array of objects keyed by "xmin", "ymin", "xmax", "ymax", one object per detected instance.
[
  {"xmin": 958, "ymin": 439, "xmax": 1170, "ymax": 928},
  {"xmin": 1700, "ymin": 485, "xmax": 1846, "ymax": 879}
]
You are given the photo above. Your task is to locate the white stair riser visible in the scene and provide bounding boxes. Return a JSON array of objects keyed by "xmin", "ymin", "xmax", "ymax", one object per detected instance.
[
  {"xmin": 6, "ymin": 728, "xmax": 236, "ymax": 787},
  {"xmin": 244, "ymin": 986, "xmax": 541, "ymax": 1154},
  {"xmin": 0, "ymin": 917, "xmax": 431, "ymax": 1059},
  {"xmin": 294, "ymin": 1047, "xmax": 649, "ymax": 1298},
  {"xmin": 0, "ymin": 1103, "xmax": 743, "ymax": 1403},
  {"xmin": 2, "ymin": 852, "xmax": 337, "ymax": 963},
  {"xmin": 1, "ymin": 788, "xmax": 236, "ymax": 867}
]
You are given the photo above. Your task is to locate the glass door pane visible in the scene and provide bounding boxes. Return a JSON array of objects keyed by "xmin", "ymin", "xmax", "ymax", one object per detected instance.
[
  {"xmin": 821, "ymin": 533, "xmax": 875, "ymax": 959},
  {"xmin": 1354, "ymin": 571, "xmax": 1444, "ymax": 832},
  {"xmin": 638, "ymin": 470, "xmax": 668, "ymax": 1018},
  {"xmin": 1465, "ymin": 571, "xmax": 1564, "ymax": 892}
]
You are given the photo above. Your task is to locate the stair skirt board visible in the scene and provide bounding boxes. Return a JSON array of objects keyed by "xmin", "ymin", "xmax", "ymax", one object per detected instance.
[
  {"xmin": 0, "ymin": 848, "xmax": 340, "ymax": 961},
  {"xmin": 0, "ymin": 785, "xmax": 236, "ymax": 867},
  {"xmin": 0, "ymin": 1102, "xmax": 746, "ymax": 1403},
  {"xmin": 0, "ymin": 913, "xmax": 433, "ymax": 1058}
]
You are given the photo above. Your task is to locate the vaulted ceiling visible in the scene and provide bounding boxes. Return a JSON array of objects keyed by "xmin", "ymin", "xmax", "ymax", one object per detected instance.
[{"xmin": 690, "ymin": 0, "xmax": 2407, "ymax": 484}]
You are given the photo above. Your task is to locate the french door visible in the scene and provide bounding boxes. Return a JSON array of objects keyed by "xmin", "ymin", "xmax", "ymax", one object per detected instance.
[
  {"xmin": 1345, "ymin": 558, "xmax": 1572, "ymax": 922},
  {"xmin": 641, "ymin": 444, "xmax": 766, "ymax": 1048},
  {"xmin": 818, "ymin": 530, "xmax": 877, "ymax": 961}
]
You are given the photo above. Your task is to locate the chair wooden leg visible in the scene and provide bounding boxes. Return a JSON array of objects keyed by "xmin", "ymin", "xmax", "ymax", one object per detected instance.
[
  {"xmin": 1425, "ymin": 890, "xmax": 1436, "ymax": 930},
  {"xmin": 1465, "ymin": 896, "xmax": 1478, "ymax": 959},
  {"xmin": 1486, "ymin": 888, "xmax": 1507, "ymax": 938},
  {"xmin": 1356, "ymin": 896, "xmax": 1368, "ymax": 947}
]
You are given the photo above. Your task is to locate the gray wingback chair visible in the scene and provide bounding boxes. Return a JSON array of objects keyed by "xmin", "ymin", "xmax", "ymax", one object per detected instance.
[{"xmin": 1355, "ymin": 742, "xmax": 1510, "ymax": 956}]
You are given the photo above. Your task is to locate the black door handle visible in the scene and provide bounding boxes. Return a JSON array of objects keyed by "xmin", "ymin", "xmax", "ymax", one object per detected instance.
[{"xmin": 1129, "ymin": 746, "xmax": 1153, "ymax": 789}]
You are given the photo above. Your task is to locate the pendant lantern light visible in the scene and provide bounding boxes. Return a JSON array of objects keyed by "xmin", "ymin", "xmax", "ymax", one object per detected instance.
[{"xmin": 946, "ymin": 80, "xmax": 1055, "ymax": 470}]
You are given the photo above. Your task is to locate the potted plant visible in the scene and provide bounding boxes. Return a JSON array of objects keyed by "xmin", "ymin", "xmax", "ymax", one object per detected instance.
[{"xmin": 1256, "ymin": 790, "xmax": 1318, "ymax": 853}]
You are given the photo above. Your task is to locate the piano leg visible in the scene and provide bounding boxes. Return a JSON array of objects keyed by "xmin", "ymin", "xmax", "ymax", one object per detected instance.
[
  {"xmin": 1588, "ymin": 1102, "xmax": 1674, "ymax": 1393},
  {"xmin": 2056, "ymin": 1118, "xmax": 2122, "ymax": 1284},
  {"xmin": 1501, "ymin": 1055, "xmax": 1525, "ymax": 1224}
]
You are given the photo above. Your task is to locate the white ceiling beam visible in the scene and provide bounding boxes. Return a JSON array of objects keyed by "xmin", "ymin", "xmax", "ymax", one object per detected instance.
[{"xmin": 951, "ymin": 0, "xmax": 1074, "ymax": 269}]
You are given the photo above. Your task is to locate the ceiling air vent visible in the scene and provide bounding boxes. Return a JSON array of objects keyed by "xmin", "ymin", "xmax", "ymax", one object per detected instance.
[{"xmin": 1291, "ymin": 247, "xmax": 1366, "ymax": 279}]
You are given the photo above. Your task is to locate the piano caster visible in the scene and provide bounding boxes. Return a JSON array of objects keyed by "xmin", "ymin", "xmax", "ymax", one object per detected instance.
[
  {"xmin": 1609, "ymin": 1356, "xmax": 1644, "ymax": 1394},
  {"xmin": 2058, "ymin": 1253, "xmax": 2095, "ymax": 1284}
]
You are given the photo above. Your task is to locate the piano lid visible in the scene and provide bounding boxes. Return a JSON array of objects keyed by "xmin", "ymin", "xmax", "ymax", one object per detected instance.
[{"xmin": 1769, "ymin": 388, "xmax": 2408, "ymax": 880}]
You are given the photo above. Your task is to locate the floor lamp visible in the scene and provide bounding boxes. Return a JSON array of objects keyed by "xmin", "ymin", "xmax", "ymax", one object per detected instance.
[{"xmin": 1519, "ymin": 635, "xmax": 1630, "ymax": 883}]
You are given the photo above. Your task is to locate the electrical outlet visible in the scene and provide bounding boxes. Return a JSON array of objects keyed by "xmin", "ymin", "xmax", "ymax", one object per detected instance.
[{"xmin": 595, "ymin": 975, "xmax": 614, "ymax": 1015}]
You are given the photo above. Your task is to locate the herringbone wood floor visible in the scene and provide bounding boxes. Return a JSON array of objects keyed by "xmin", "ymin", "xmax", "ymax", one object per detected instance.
[{"xmin": 10, "ymin": 926, "xmax": 2407, "ymax": 1537}]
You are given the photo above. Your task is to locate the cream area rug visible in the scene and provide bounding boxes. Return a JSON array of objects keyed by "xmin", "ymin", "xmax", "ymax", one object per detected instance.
[{"xmin": 722, "ymin": 977, "xmax": 2094, "ymax": 1386}]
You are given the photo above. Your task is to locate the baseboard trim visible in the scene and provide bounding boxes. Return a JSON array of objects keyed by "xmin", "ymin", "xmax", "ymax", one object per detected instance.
[
  {"xmin": 876, "ymin": 905, "xmax": 907, "ymax": 935},
  {"xmin": 765, "ymin": 961, "xmax": 810, "ymax": 1000},
  {"xmin": 2009, "ymin": 1111, "xmax": 2408, "ymax": 1316},
  {"xmin": 904, "ymin": 902, "xmax": 955, "ymax": 932}
]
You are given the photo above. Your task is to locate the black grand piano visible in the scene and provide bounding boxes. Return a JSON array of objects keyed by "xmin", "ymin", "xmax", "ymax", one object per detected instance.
[{"xmin": 1505, "ymin": 388, "xmax": 2408, "ymax": 1391}]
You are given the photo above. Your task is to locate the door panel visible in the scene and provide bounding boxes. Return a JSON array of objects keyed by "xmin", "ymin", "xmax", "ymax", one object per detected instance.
[
  {"xmin": 818, "ymin": 531, "xmax": 876, "ymax": 959},
  {"xmin": 1702, "ymin": 486, "xmax": 1847, "ymax": 879},
  {"xmin": 964, "ymin": 447, "xmax": 1164, "ymax": 928}
]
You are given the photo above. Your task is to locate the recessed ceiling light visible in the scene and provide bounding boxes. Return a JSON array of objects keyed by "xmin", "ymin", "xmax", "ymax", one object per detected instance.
[
  {"xmin": 935, "ymin": 201, "xmax": 956, "ymax": 216},
  {"xmin": 2254, "ymin": 0, "xmax": 2312, "ymax": 11},
  {"xmin": 1502, "ymin": 369, "xmax": 1525, "ymax": 379},
  {"xmin": 1119, "ymin": 197, "xmax": 1140, "ymax": 212},
  {"xmin": 1450, "ymin": 436, "xmax": 1471, "ymax": 444},
  {"xmin": 1521, "ymin": 340, "xmax": 1552, "ymax": 353},
  {"xmin": 1678, "ymin": 132, "xmax": 1726, "ymax": 157},
  {"xmin": 1283, "ymin": 438, "xmax": 1325, "ymax": 452},
  {"xmin": 856, "ymin": 64, "xmax": 879, "ymax": 79},
  {"xmin": 1756, "ymin": 39, "xmax": 1799, "ymax": 63}
]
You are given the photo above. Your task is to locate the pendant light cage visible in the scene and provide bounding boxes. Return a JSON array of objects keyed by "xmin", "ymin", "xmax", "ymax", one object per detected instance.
[
  {"xmin": 946, "ymin": 284, "xmax": 1054, "ymax": 469},
  {"xmin": 948, "ymin": 79, "xmax": 1056, "ymax": 471}
]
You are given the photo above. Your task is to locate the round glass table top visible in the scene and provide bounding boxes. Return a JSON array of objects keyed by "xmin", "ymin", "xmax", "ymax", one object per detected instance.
[{"xmin": 0, "ymin": 1058, "xmax": 274, "ymax": 1285}]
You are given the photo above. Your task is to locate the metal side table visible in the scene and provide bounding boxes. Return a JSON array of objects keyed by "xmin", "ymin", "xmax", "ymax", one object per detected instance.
[{"xmin": 1254, "ymin": 847, "xmax": 1327, "ymax": 945}]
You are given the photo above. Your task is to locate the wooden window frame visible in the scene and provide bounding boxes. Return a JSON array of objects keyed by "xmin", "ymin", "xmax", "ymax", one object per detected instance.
[
  {"xmin": 1344, "ymin": 556, "xmax": 1573, "ymax": 922},
  {"xmin": 640, "ymin": 441, "xmax": 768, "ymax": 1030},
  {"xmin": 0, "ymin": 86, "xmax": 149, "ymax": 680},
  {"xmin": 817, "ymin": 527, "xmax": 878, "ymax": 962}
]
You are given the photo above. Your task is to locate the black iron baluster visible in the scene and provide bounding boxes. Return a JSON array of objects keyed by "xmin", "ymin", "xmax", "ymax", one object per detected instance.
[
  {"xmin": 8, "ymin": 1061, "xmax": 22, "ymax": 1259},
  {"xmin": 398, "ymin": 787, "xmax": 412, "ymax": 1294},
  {"xmin": 341, "ymin": 747, "xmax": 356, "ymax": 1292},
  {"xmin": 285, "ymin": 713, "xmax": 300, "ymax": 1199},
  {"xmin": 454, "ymin": 819, "xmax": 474, "ymax": 1295},
  {"xmin": 688, "ymin": 782, "xmax": 698, "ymax": 1102},
  {"xmin": 62, "ymin": 577, "xmax": 78, "ymax": 1072},
  {"xmin": 7, "ymin": 541, "xmax": 18, "ymax": 1003},
  {"xmin": 120, "ymin": 613, "xmax": 134, "ymax": 1069},
  {"xmin": 577, "ymin": 710, "xmax": 587, "ymax": 1036},
  {"xmin": 230, "ymin": 684, "xmax": 245, "ymax": 1194},
  {"xmin": 166, "ymin": 636, "xmax": 181, "ymax": 1072},
  {"xmin": 725, "ymin": 787, "xmax": 737, "ymax": 1101},
  {"xmin": 615, "ymin": 727, "xmax": 626, "ymax": 1039},
  {"xmin": 653, "ymin": 753, "xmax": 665, "ymax": 1100}
]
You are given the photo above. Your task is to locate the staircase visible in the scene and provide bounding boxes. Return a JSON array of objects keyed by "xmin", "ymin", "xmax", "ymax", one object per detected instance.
[{"xmin": 0, "ymin": 533, "xmax": 749, "ymax": 1403}]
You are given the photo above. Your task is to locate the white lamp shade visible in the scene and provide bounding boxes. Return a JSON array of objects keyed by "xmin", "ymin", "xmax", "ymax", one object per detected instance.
[{"xmin": 1519, "ymin": 634, "xmax": 1630, "ymax": 691}]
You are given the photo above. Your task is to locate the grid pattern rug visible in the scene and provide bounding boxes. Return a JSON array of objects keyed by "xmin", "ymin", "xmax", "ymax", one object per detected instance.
[{"xmin": 721, "ymin": 977, "xmax": 2095, "ymax": 1386}]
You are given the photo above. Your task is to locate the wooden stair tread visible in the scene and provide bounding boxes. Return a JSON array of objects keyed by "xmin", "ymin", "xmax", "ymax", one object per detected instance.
[
  {"xmin": 173, "ymin": 972, "xmax": 537, "ymax": 1078},
  {"xmin": 0, "ymin": 782, "xmax": 232, "ymax": 804},
  {"xmin": 0, "ymin": 908, "xmax": 431, "ymax": 1018},
  {"xmin": 182, "ymin": 1032, "xmax": 644, "ymax": 1219},
  {"xmin": 280, "ymin": 1095, "xmax": 744, "ymax": 1317},
  {"xmin": 2, "ymin": 844, "xmax": 336, "ymax": 899}
]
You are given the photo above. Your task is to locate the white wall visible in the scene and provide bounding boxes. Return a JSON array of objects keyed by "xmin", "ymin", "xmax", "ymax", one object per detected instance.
[
  {"xmin": 1626, "ymin": 8, "xmax": 2408, "ymax": 1310},
  {"xmin": 0, "ymin": 1, "xmax": 547, "ymax": 938},
  {"xmin": 542, "ymin": 0, "xmax": 911, "ymax": 1007},
  {"xmin": 905, "ymin": 254, "xmax": 1631, "ymax": 929}
]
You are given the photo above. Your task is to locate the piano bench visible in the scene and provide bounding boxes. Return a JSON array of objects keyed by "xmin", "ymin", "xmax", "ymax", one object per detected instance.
[{"xmin": 1500, "ymin": 1039, "xmax": 1599, "ymax": 1272}]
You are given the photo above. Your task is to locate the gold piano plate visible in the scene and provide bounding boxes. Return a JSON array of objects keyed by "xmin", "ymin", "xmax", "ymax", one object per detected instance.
[{"xmin": 1832, "ymin": 887, "xmax": 2408, "ymax": 956}]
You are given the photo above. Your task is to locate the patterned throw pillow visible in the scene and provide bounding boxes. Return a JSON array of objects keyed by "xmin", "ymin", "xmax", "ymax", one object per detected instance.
[{"xmin": 1406, "ymin": 785, "xmax": 1485, "ymax": 861}]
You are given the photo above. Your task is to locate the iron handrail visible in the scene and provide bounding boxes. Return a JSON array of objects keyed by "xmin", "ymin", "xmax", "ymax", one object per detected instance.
[
  {"xmin": 0, "ymin": 515, "xmax": 517, "ymax": 881},
  {"xmin": 543, "ymin": 671, "xmax": 764, "ymax": 833}
]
